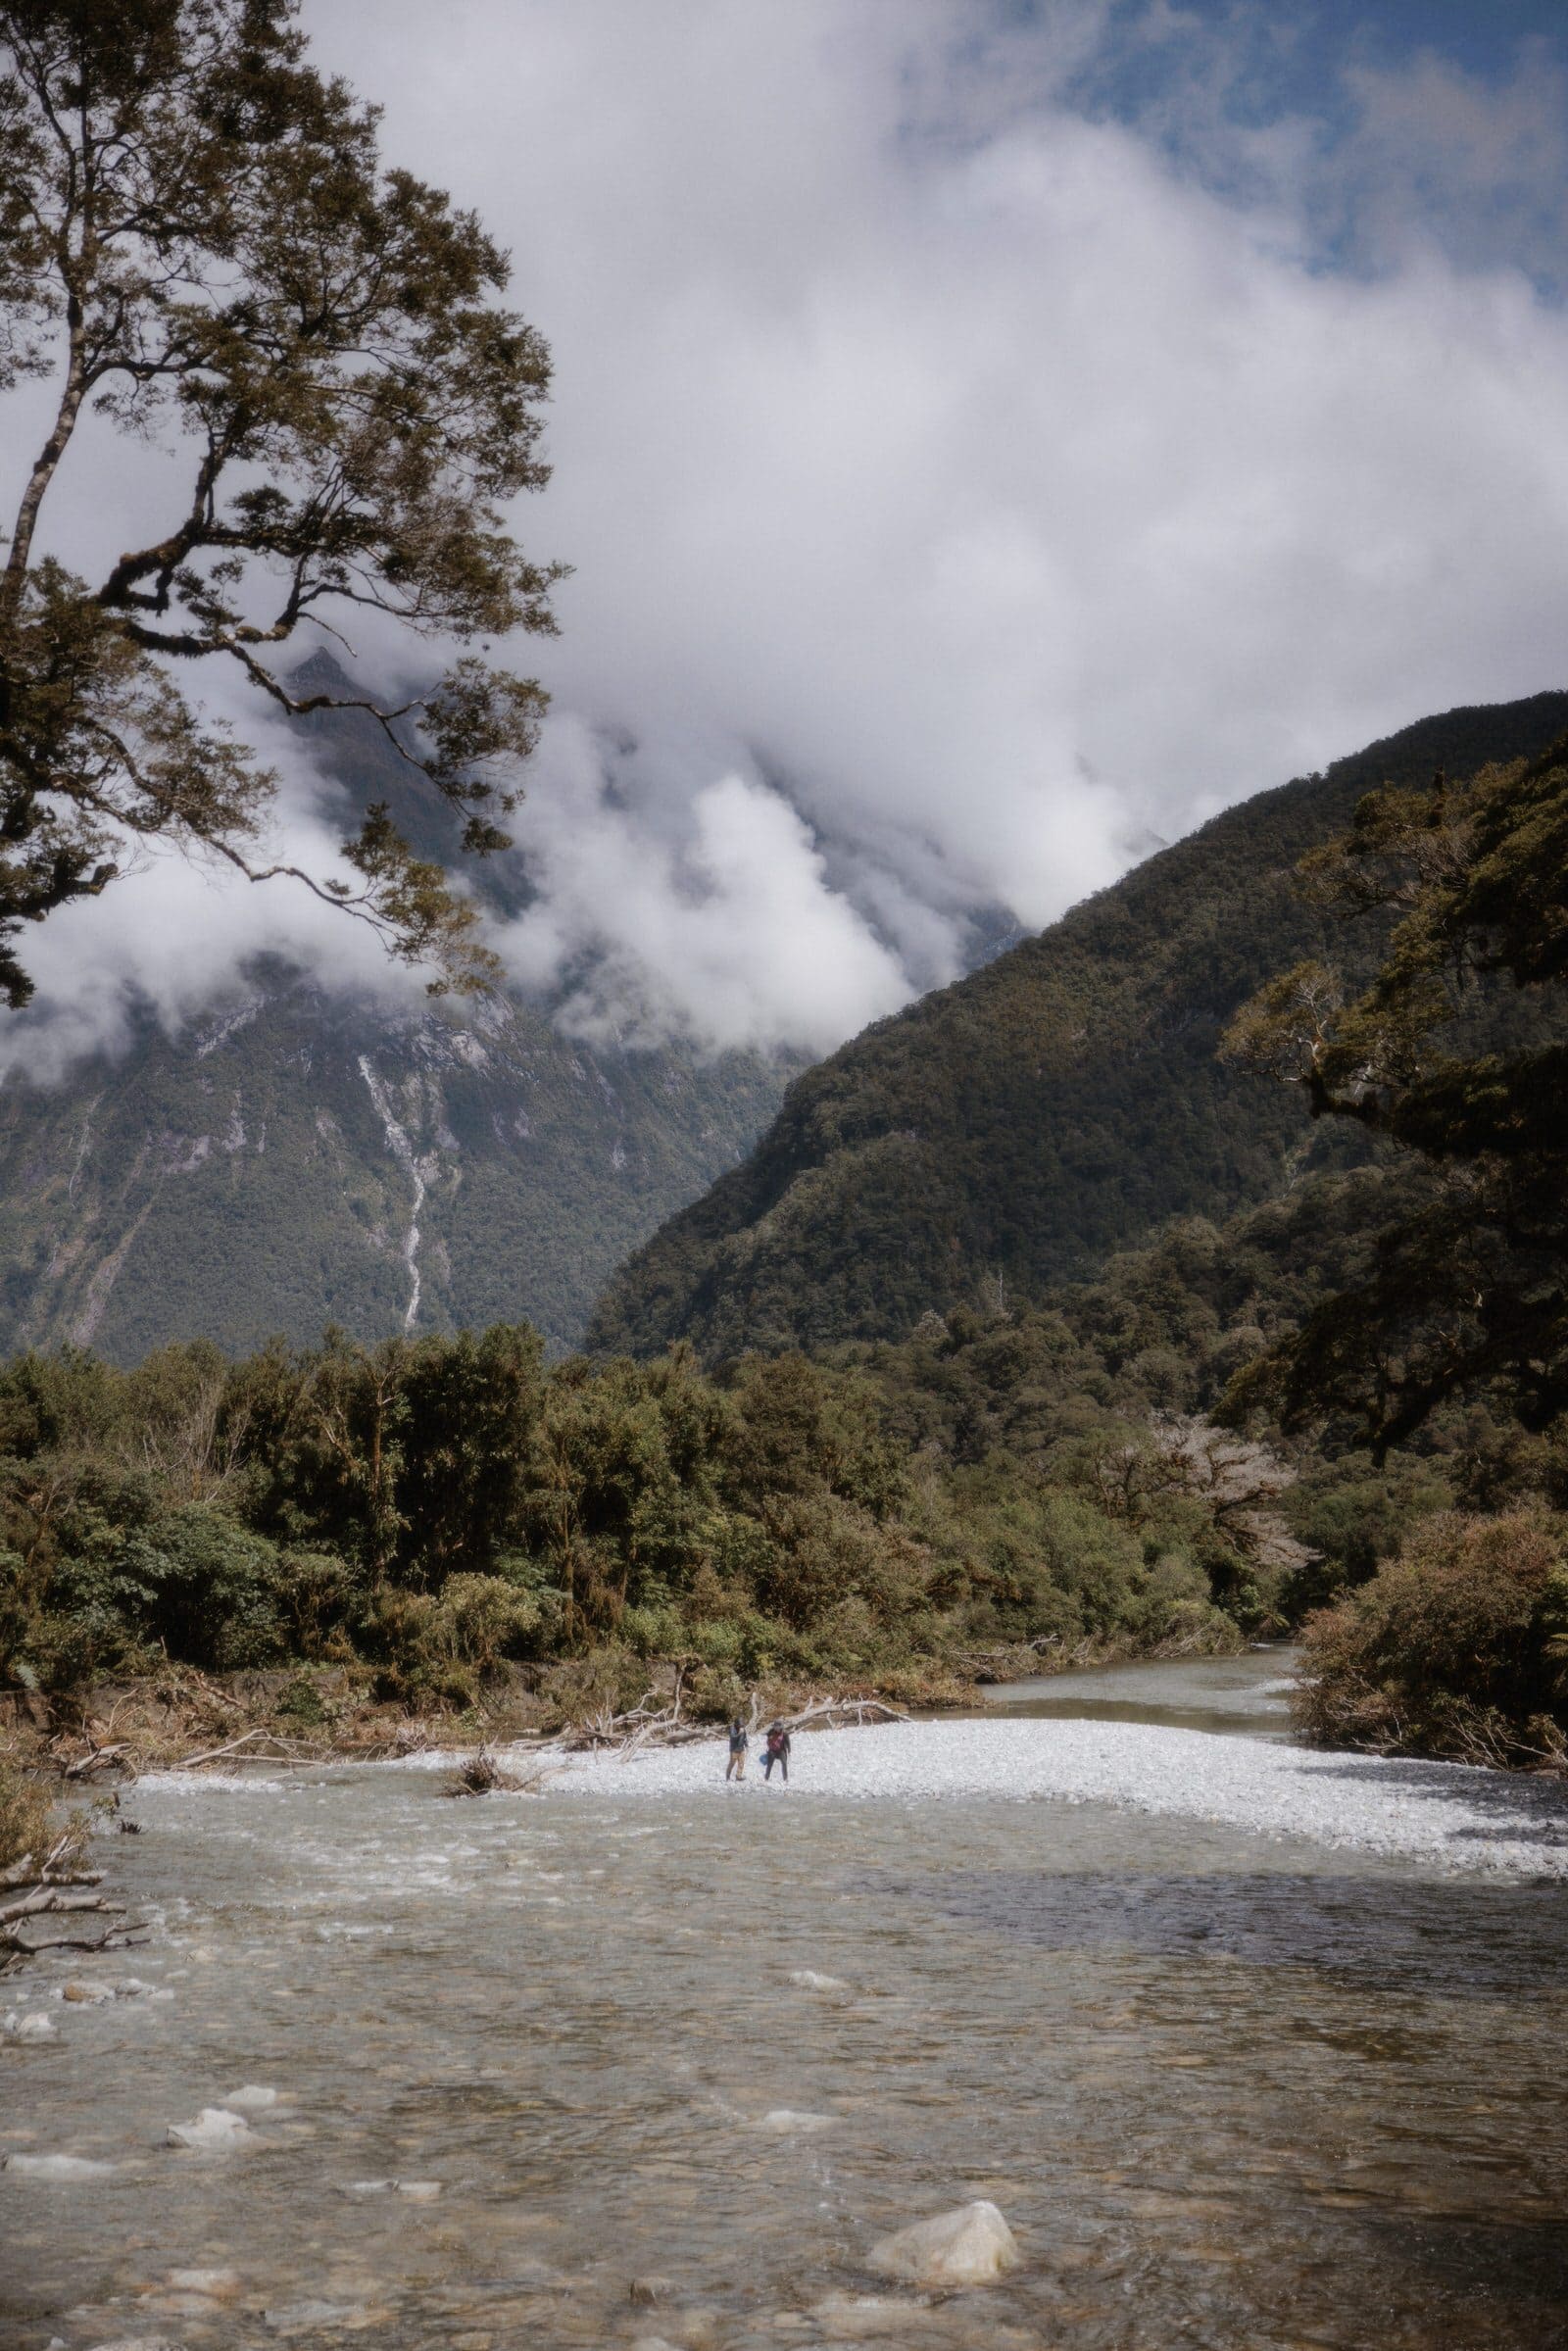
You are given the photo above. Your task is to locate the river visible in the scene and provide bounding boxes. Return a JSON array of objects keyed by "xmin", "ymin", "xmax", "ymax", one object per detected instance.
[{"xmin": 3, "ymin": 1651, "xmax": 1566, "ymax": 2349}]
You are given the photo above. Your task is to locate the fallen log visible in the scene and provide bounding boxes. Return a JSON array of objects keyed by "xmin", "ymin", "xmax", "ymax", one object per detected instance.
[{"xmin": 779, "ymin": 1695, "xmax": 910, "ymax": 1732}]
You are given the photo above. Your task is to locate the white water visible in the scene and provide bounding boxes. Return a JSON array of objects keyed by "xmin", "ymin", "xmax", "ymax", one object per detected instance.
[{"xmin": 356, "ymin": 1054, "xmax": 428, "ymax": 1333}]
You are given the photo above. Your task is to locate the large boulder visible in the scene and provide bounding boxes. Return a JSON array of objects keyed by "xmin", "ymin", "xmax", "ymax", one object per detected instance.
[{"xmin": 865, "ymin": 2200, "xmax": 1020, "ymax": 2288}]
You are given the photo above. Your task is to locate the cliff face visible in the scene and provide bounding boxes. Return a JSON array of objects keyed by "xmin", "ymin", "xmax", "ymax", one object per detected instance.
[
  {"xmin": 0, "ymin": 660, "xmax": 797, "ymax": 1360},
  {"xmin": 588, "ymin": 691, "xmax": 1568, "ymax": 1361},
  {"xmin": 0, "ymin": 966, "xmax": 790, "ymax": 1361}
]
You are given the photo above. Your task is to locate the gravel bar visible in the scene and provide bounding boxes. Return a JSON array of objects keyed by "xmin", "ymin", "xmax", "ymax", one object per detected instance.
[{"xmin": 540, "ymin": 1717, "xmax": 1568, "ymax": 1879}]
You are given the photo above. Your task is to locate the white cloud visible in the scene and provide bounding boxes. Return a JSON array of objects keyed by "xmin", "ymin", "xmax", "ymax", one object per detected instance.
[
  {"xmin": 7, "ymin": 0, "xmax": 1568, "ymax": 1065},
  {"xmin": 501, "ymin": 719, "xmax": 910, "ymax": 1053},
  {"xmin": 0, "ymin": 696, "xmax": 431, "ymax": 1083}
]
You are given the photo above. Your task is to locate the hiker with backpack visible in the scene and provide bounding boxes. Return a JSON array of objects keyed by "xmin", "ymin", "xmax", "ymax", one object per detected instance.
[{"xmin": 762, "ymin": 1722, "xmax": 792, "ymax": 1784}]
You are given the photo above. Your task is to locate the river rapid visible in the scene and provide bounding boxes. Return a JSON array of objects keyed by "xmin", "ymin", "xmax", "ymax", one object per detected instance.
[{"xmin": 3, "ymin": 1653, "xmax": 1566, "ymax": 2350}]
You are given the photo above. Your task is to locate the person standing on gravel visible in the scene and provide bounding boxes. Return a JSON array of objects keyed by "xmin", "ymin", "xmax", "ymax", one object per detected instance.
[
  {"xmin": 762, "ymin": 1723, "xmax": 791, "ymax": 1784},
  {"xmin": 725, "ymin": 1716, "xmax": 750, "ymax": 1781}
]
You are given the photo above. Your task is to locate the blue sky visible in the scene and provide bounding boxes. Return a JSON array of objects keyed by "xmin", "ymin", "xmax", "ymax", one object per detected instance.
[{"xmin": 1060, "ymin": 0, "xmax": 1568, "ymax": 288}]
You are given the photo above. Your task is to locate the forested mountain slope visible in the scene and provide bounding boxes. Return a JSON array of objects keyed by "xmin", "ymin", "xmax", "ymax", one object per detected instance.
[
  {"xmin": 590, "ymin": 692, "xmax": 1568, "ymax": 1361},
  {"xmin": 0, "ymin": 672, "xmax": 793, "ymax": 1361}
]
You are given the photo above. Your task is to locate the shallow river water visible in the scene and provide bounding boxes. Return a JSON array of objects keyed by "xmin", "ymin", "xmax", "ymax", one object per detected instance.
[{"xmin": 3, "ymin": 1655, "xmax": 1566, "ymax": 2351}]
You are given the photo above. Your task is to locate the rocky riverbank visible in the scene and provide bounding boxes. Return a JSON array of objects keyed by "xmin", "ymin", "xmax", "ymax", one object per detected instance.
[{"xmin": 528, "ymin": 1712, "xmax": 1568, "ymax": 1879}]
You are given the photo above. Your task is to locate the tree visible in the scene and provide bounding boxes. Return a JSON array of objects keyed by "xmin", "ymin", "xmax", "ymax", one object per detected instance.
[
  {"xmin": 0, "ymin": 0, "xmax": 563, "ymax": 1009},
  {"xmin": 1222, "ymin": 744, "xmax": 1568, "ymax": 1454}
]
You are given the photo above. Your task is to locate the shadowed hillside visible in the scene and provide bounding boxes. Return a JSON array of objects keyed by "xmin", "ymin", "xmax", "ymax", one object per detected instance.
[{"xmin": 589, "ymin": 692, "xmax": 1568, "ymax": 1360}]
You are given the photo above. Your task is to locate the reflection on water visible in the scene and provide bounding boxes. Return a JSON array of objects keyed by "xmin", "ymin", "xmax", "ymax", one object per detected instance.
[
  {"xmin": 977, "ymin": 1646, "xmax": 1298, "ymax": 1738},
  {"xmin": 1, "ymin": 1664, "xmax": 1565, "ymax": 2351}
]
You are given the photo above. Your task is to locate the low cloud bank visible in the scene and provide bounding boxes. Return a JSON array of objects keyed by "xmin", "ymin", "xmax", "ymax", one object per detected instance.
[{"xmin": 7, "ymin": 0, "xmax": 1568, "ymax": 1069}]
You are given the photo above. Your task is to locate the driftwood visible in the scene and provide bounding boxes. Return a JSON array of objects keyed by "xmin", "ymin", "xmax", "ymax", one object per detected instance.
[
  {"xmin": 175, "ymin": 1729, "xmax": 331, "ymax": 1771},
  {"xmin": 0, "ymin": 1834, "xmax": 143, "ymax": 1970},
  {"xmin": 777, "ymin": 1695, "xmax": 909, "ymax": 1733},
  {"xmin": 441, "ymin": 1744, "xmax": 550, "ymax": 1798},
  {"xmin": 558, "ymin": 1676, "xmax": 909, "ymax": 1758}
]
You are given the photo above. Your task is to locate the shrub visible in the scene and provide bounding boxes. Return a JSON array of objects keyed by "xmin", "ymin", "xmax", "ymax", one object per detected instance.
[
  {"xmin": 431, "ymin": 1574, "xmax": 543, "ymax": 1671},
  {"xmin": 1295, "ymin": 1510, "xmax": 1568, "ymax": 1764},
  {"xmin": 120, "ymin": 1508, "xmax": 286, "ymax": 1671}
]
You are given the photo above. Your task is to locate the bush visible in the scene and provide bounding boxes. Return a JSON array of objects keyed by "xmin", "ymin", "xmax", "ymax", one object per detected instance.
[
  {"xmin": 1295, "ymin": 1510, "xmax": 1568, "ymax": 1764},
  {"xmin": 120, "ymin": 1508, "xmax": 286, "ymax": 1671}
]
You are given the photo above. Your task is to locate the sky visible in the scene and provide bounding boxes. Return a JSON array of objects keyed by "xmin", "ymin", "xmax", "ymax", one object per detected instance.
[{"xmin": 9, "ymin": 0, "xmax": 1568, "ymax": 1069}]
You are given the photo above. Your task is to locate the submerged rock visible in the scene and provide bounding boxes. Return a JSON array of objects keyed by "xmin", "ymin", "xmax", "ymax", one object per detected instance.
[
  {"xmin": 222, "ymin": 2084, "xmax": 282, "ymax": 2113},
  {"xmin": 84, "ymin": 2338, "xmax": 183, "ymax": 2351},
  {"xmin": 4, "ymin": 2152, "xmax": 120, "ymax": 2180},
  {"xmin": 263, "ymin": 2301, "xmax": 386, "ymax": 2336},
  {"xmin": 6, "ymin": 2009, "xmax": 57, "ymax": 2040},
  {"xmin": 340, "ymin": 2176, "xmax": 441, "ymax": 2200},
  {"xmin": 811, "ymin": 2294, "xmax": 939, "ymax": 2338},
  {"xmin": 628, "ymin": 2276, "xmax": 676, "ymax": 2306},
  {"xmin": 756, "ymin": 2109, "xmax": 835, "ymax": 2133},
  {"xmin": 167, "ymin": 2107, "xmax": 254, "ymax": 2153},
  {"xmin": 167, "ymin": 2270, "xmax": 240, "ymax": 2297},
  {"xmin": 865, "ymin": 2200, "xmax": 1020, "ymax": 2288},
  {"xmin": 787, "ymin": 1969, "xmax": 848, "ymax": 1992}
]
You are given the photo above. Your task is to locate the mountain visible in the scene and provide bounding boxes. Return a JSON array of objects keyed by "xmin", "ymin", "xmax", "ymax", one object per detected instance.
[
  {"xmin": 588, "ymin": 691, "xmax": 1568, "ymax": 1361},
  {"xmin": 0, "ymin": 671, "xmax": 795, "ymax": 1361}
]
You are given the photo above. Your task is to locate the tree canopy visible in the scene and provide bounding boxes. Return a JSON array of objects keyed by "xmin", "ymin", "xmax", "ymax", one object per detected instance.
[
  {"xmin": 1222, "ymin": 740, "xmax": 1568, "ymax": 1453},
  {"xmin": 0, "ymin": 0, "xmax": 563, "ymax": 1007}
]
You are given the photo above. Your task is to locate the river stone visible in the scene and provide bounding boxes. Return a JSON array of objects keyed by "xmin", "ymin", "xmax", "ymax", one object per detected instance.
[
  {"xmin": 61, "ymin": 1979, "xmax": 114, "ymax": 2003},
  {"xmin": 167, "ymin": 2107, "xmax": 253, "ymax": 2152},
  {"xmin": 221, "ymin": 2084, "xmax": 281, "ymax": 2112},
  {"xmin": 5, "ymin": 2153, "xmax": 120, "ymax": 2180},
  {"xmin": 865, "ymin": 2201, "xmax": 1020, "ymax": 2288},
  {"xmin": 168, "ymin": 2271, "xmax": 240, "ymax": 2297},
  {"xmin": 629, "ymin": 2276, "xmax": 676, "ymax": 2306},
  {"xmin": 811, "ymin": 2296, "xmax": 939, "ymax": 2339},
  {"xmin": 264, "ymin": 2302, "xmax": 367, "ymax": 2335},
  {"xmin": 757, "ymin": 2109, "xmax": 834, "ymax": 2133},
  {"xmin": 85, "ymin": 2338, "xmax": 183, "ymax": 2351}
]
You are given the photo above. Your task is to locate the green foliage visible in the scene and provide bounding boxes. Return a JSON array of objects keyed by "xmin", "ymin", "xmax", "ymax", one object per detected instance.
[
  {"xmin": 1294, "ymin": 1512, "xmax": 1568, "ymax": 1765},
  {"xmin": 0, "ymin": 0, "xmax": 561, "ymax": 1004},
  {"xmin": 0, "ymin": 1314, "xmax": 1279, "ymax": 1698},
  {"xmin": 592, "ymin": 694, "xmax": 1568, "ymax": 1363},
  {"xmin": 1224, "ymin": 741, "xmax": 1568, "ymax": 1452}
]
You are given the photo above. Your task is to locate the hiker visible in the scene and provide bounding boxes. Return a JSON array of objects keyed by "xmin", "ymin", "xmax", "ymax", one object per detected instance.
[
  {"xmin": 762, "ymin": 1721, "xmax": 791, "ymax": 1784},
  {"xmin": 725, "ymin": 1716, "xmax": 750, "ymax": 1781}
]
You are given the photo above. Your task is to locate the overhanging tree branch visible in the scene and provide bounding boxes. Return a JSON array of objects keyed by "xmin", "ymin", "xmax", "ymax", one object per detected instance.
[{"xmin": 0, "ymin": 0, "xmax": 564, "ymax": 1004}]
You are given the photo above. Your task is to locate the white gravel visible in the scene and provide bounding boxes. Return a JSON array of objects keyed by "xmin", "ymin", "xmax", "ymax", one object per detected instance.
[{"xmin": 538, "ymin": 1718, "xmax": 1568, "ymax": 1879}]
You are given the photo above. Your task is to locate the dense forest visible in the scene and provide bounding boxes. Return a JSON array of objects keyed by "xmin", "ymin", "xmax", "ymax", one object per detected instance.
[
  {"xmin": 0, "ymin": 1311, "xmax": 1278, "ymax": 1731},
  {"xmin": 591, "ymin": 692, "xmax": 1568, "ymax": 1361},
  {"xmin": 3, "ymin": 1149, "xmax": 1561, "ymax": 1764}
]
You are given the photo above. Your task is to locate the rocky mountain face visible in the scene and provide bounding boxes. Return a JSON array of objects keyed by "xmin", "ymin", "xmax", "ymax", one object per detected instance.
[
  {"xmin": 589, "ymin": 691, "xmax": 1568, "ymax": 1361},
  {"xmin": 0, "ymin": 669, "xmax": 797, "ymax": 1362},
  {"xmin": 0, "ymin": 968, "xmax": 791, "ymax": 1363}
]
